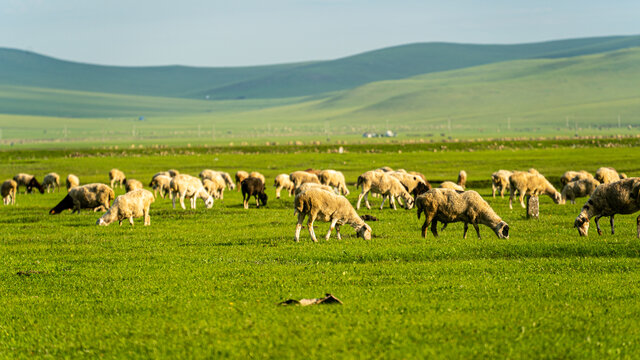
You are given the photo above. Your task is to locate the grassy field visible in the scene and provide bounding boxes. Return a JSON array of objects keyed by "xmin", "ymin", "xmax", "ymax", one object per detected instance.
[{"xmin": 2, "ymin": 142, "xmax": 640, "ymax": 358}]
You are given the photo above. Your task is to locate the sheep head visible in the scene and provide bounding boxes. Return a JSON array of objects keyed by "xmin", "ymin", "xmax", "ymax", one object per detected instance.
[
  {"xmin": 357, "ymin": 224, "xmax": 372, "ymax": 240},
  {"xmin": 403, "ymin": 193, "xmax": 414, "ymax": 210},
  {"xmin": 574, "ymin": 214, "xmax": 589, "ymax": 236},
  {"xmin": 259, "ymin": 192, "xmax": 268, "ymax": 206},
  {"xmin": 205, "ymin": 195, "xmax": 214, "ymax": 209},
  {"xmin": 494, "ymin": 221, "xmax": 510, "ymax": 239},
  {"xmin": 552, "ymin": 191, "xmax": 562, "ymax": 204}
]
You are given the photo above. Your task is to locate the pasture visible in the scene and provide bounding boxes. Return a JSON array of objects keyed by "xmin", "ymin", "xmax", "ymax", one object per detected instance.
[{"xmin": 2, "ymin": 142, "xmax": 640, "ymax": 358}]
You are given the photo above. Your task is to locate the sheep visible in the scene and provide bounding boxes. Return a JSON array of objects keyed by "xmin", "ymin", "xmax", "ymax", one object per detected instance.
[
  {"xmin": 13, "ymin": 173, "xmax": 44, "ymax": 194},
  {"xmin": 304, "ymin": 168, "xmax": 322, "ymax": 176},
  {"xmin": 411, "ymin": 181, "xmax": 433, "ymax": 198},
  {"xmin": 290, "ymin": 171, "xmax": 320, "ymax": 189},
  {"xmin": 491, "ymin": 170, "xmax": 513, "ymax": 198},
  {"xmin": 574, "ymin": 178, "xmax": 640, "ymax": 237},
  {"xmin": 415, "ymin": 188, "xmax": 509, "ymax": 239},
  {"xmin": 66, "ymin": 174, "xmax": 80, "ymax": 192},
  {"xmin": 377, "ymin": 166, "xmax": 394, "ymax": 172},
  {"xmin": 274, "ymin": 173, "xmax": 295, "ymax": 199},
  {"xmin": 124, "ymin": 179, "xmax": 144, "ymax": 193},
  {"xmin": 235, "ymin": 171, "xmax": 249, "ymax": 190},
  {"xmin": 408, "ymin": 171, "xmax": 427, "ymax": 182},
  {"xmin": 389, "ymin": 171, "xmax": 425, "ymax": 194},
  {"xmin": 249, "ymin": 171, "xmax": 266, "ymax": 185},
  {"xmin": 457, "ymin": 170, "xmax": 467, "ymax": 189},
  {"xmin": 149, "ymin": 175, "xmax": 172, "ymax": 199},
  {"xmin": 42, "ymin": 172, "xmax": 61, "ymax": 193},
  {"xmin": 203, "ymin": 177, "xmax": 226, "ymax": 199},
  {"xmin": 241, "ymin": 177, "xmax": 268, "ymax": 209},
  {"xmin": 560, "ymin": 170, "xmax": 594, "ymax": 186},
  {"xmin": 170, "ymin": 174, "xmax": 214, "ymax": 210},
  {"xmin": 294, "ymin": 182, "xmax": 334, "ymax": 196},
  {"xmin": 97, "ymin": 189, "xmax": 155, "ymax": 226},
  {"xmin": 49, "ymin": 183, "xmax": 115, "ymax": 214},
  {"xmin": 561, "ymin": 178, "xmax": 601, "ymax": 204},
  {"xmin": 318, "ymin": 170, "xmax": 350, "ymax": 195},
  {"xmin": 109, "ymin": 168, "xmax": 126, "ymax": 189},
  {"xmin": 595, "ymin": 167, "xmax": 624, "ymax": 184},
  {"xmin": 509, "ymin": 171, "xmax": 562, "ymax": 209},
  {"xmin": 2, "ymin": 180, "xmax": 17, "ymax": 205},
  {"xmin": 168, "ymin": 169, "xmax": 180, "ymax": 177},
  {"xmin": 199, "ymin": 170, "xmax": 235, "ymax": 197},
  {"xmin": 440, "ymin": 181, "xmax": 464, "ymax": 192},
  {"xmin": 294, "ymin": 187, "xmax": 372, "ymax": 242},
  {"xmin": 356, "ymin": 170, "xmax": 414, "ymax": 210}
]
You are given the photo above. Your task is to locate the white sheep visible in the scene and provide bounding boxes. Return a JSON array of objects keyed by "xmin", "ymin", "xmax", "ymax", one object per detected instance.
[
  {"xmin": 13, "ymin": 173, "xmax": 44, "ymax": 194},
  {"xmin": 249, "ymin": 171, "xmax": 266, "ymax": 185},
  {"xmin": 170, "ymin": 174, "xmax": 213, "ymax": 210},
  {"xmin": 199, "ymin": 170, "xmax": 235, "ymax": 190},
  {"xmin": 318, "ymin": 169, "xmax": 350, "ymax": 195},
  {"xmin": 203, "ymin": 177, "xmax": 226, "ymax": 199},
  {"xmin": 509, "ymin": 171, "xmax": 561, "ymax": 209},
  {"xmin": 561, "ymin": 178, "xmax": 600, "ymax": 204},
  {"xmin": 42, "ymin": 172, "xmax": 61, "ymax": 193},
  {"xmin": 274, "ymin": 173, "xmax": 295, "ymax": 199},
  {"xmin": 109, "ymin": 168, "xmax": 126, "ymax": 189},
  {"xmin": 66, "ymin": 174, "xmax": 80, "ymax": 192},
  {"xmin": 235, "ymin": 170, "xmax": 249, "ymax": 190},
  {"xmin": 2, "ymin": 179, "xmax": 17, "ymax": 205},
  {"xmin": 97, "ymin": 189, "xmax": 155, "ymax": 226},
  {"xmin": 440, "ymin": 181, "xmax": 464, "ymax": 192},
  {"xmin": 560, "ymin": 170, "xmax": 594, "ymax": 186},
  {"xmin": 356, "ymin": 170, "xmax": 414, "ymax": 210},
  {"xmin": 149, "ymin": 174, "xmax": 172, "ymax": 199},
  {"xmin": 294, "ymin": 187, "xmax": 372, "ymax": 242},
  {"xmin": 124, "ymin": 179, "xmax": 143, "ymax": 193},
  {"xmin": 457, "ymin": 170, "xmax": 467, "ymax": 189},
  {"xmin": 294, "ymin": 182, "xmax": 334, "ymax": 196},
  {"xmin": 290, "ymin": 171, "xmax": 320, "ymax": 189},
  {"xmin": 595, "ymin": 167, "xmax": 625, "ymax": 184},
  {"xmin": 491, "ymin": 170, "xmax": 513, "ymax": 198},
  {"xmin": 416, "ymin": 188, "xmax": 509, "ymax": 239},
  {"xmin": 49, "ymin": 183, "xmax": 115, "ymax": 214}
]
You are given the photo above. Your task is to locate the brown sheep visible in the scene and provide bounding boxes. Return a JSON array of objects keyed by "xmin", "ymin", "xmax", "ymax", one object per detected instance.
[
  {"xmin": 235, "ymin": 171, "xmax": 249, "ymax": 190},
  {"xmin": 290, "ymin": 171, "xmax": 320, "ymax": 189}
]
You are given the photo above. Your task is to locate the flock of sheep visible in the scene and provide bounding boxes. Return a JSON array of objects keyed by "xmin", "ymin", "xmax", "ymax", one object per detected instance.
[{"xmin": 2, "ymin": 165, "xmax": 640, "ymax": 240}]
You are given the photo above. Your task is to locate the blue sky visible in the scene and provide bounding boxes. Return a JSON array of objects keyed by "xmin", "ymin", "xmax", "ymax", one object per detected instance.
[{"xmin": 1, "ymin": 0, "xmax": 639, "ymax": 67}]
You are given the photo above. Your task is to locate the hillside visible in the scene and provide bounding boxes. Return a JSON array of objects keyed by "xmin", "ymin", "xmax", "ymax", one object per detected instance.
[{"xmin": 1, "ymin": 35, "xmax": 639, "ymax": 101}]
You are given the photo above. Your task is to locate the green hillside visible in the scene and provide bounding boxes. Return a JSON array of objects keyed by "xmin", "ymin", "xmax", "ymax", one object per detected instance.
[{"xmin": 1, "ymin": 35, "xmax": 639, "ymax": 101}]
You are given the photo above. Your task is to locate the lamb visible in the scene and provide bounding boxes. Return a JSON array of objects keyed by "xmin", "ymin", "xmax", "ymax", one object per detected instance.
[
  {"xmin": 509, "ymin": 171, "xmax": 562, "ymax": 209},
  {"xmin": 274, "ymin": 173, "xmax": 295, "ymax": 199},
  {"xmin": 235, "ymin": 171, "xmax": 249, "ymax": 190},
  {"xmin": 42, "ymin": 172, "xmax": 61, "ymax": 193},
  {"xmin": 561, "ymin": 178, "xmax": 600, "ymax": 204},
  {"xmin": 97, "ymin": 189, "xmax": 155, "ymax": 226},
  {"xmin": 199, "ymin": 169, "xmax": 236, "ymax": 191},
  {"xmin": 124, "ymin": 179, "xmax": 144, "ymax": 193},
  {"xmin": 389, "ymin": 171, "xmax": 425, "ymax": 194},
  {"xmin": 49, "ymin": 183, "xmax": 115, "ymax": 214},
  {"xmin": 249, "ymin": 171, "xmax": 266, "ymax": 185},
  {"xmin": 294, "ymin": 182, "xmax": 334, "ymax": 196},
  {"xmin": 457, "ymin": 170, "xmax": 467, "ymax": 189},
  {"xmin": 13, "ymin": 173, "xmax": 44, "ymax": 194},
  {"xmin": 294, "ymin": 187, "xmax": 372, "ymax": 242},
  {"xmin": 2, "ymin": 180, "xmax": 17, "ymax": 205},
  {"xmin": 318, "ymin": 170, "xmax": 350, "ymax": 195},
  {"xmin": 491, "ymin": 170, "xmax": 513, "ymax": 198},
  {"xmin": 149, "ymin": 175, "xmax": 172, "ymax": 199},
  {"xmin": 170, "ymin": 174, "xmax": 214, "ymax": 210},
  {"xmin": 440, "ymin": 181, "xmax": 464, "ymax": 192},
  {"xmin": 595, "ymin": 167, "xmax": 624, "ymax": 184},
  {"xmin": 109, "ymin": 168, "xmax": 126, "ymax": 189},
  {"xmin": 574, "ymin": 178, "xmax": 640, "ymax": 237},
  {"xmin": 290, "ymin": 171, "xmax": 320, "ymax": 189},
  {"xmin": 560, "ymin": 170, "xmax": 594, "ymax": 186},
  {"xmin": 416, "ymin": 188, "xmax": 509, "ymax": 239},
  {"xmin": 241, "ymin": 177, "xmax": 268, "ymax": 209},
  {"xmin": 203, "ymin": 177, "xmax": 226, "ymax": 199},
  {"xmin": 66, "ymin": 174, "xmax": 80, "ymax": 192},
  {"xmin": 356, "ymin": 170, "xmax": 414, "ymax": 210}
]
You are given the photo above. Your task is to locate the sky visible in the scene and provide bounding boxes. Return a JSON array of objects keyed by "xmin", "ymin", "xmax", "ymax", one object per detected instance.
[{"xmin": 1, "ymin": 0, "xmax": 639, "ymax": 67}]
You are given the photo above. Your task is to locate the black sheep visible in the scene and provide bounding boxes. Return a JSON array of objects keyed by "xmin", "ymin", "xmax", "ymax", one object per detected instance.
[{"xmin": 241, "ymin": 177, "xmax": 268, "ymax": 209}]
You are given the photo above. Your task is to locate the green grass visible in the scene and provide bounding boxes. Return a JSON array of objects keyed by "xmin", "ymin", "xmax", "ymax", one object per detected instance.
[{"xmin": 2, "ymin": 142, "xmax": 640, "ymax": 358}]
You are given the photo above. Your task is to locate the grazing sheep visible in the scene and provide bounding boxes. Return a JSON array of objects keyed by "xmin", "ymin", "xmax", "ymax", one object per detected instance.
[
  {"xmin": 440, "ymin": 181, "xmax": 464, "ymax": 192},
  {"xmin": 97, "ymin": 189, "xmax": 155, "ymax": 226},
  {"xmin": 66, "ymin": 174, "xmax": 80, "ymax": 192},
  {"xmin": 2, "ymin": 179, "xmax": 17, "ymax": 205},
  {"xmin": 49, "ymin": 183, "xmax": 115, "ymax": 214},
  {"xmin": 318, "ymin": 170, "xmax": 350, "ymax": 196},
  {"xmin": 595, "ymin": 167, "xmax": 623, "ymax": 184},
  {"xmin": 199, "ymin": 170, "xmax": 235, "ymax": 197},
  {"xmin": 168, "ymin": 169, "xmax": 180, "ymax": 177},
  {"xmin": 169, "ymin": 174, "xmax": 214, "ymax": 210},
  {"xmin": 408, "ymin": 171, "xmax": 427, "ymax": 182},
  {"xmin": 42, "ymin": 172, "xmax": 61, "ymax": 193},
  {"xmin": 13, "ymin": 173, "xmax": 44, "ymax": 194},
  {"xmin": 290, "ymin": 171, "xmax": 320, "ymax": 189},
  {"xmin": 274, "ymin": 173, "xmax": 295, "ymax": 199},
  {"xmin": 491, "ymin": 170, "xmax": 513, "ymax": 198},
  {"xmin": 109, "ymin": 168, "xmax": 126, "ymax": 189},
  {"xmin": 124, "ymin": 179, "xmax": 144, "ymax": 193},
  {"xmin": 149, "ymin": 175, "xmax": 172, "ymax": 199},
  {"xmin": 560, "ymin": 170, "xmax": 594, "ymax": 186},
  {"xmin": 457, "ymin": 170, "xmax": 467, "ymax": 189},
  {"xmin": 356, "ymin": 170, "xmax": 414, "ymax": 210},
  {"xmin": 203, "ymin": 177, "xmax": 226, "ymax": 199},
  {"xmin": 389, "ymin": 171, "xmax": 425, "ymax": 194},
  {"xmin": 235, "ymin": 171, "xmax": 249, "ymax": 190},
  {"xmin": 416, "ymin": 188, "xmax": 509, "ymax": 239},
  {"xmin": 411, "ymin": 181, "xmax": 433, "ymax": 198},
  {"xmin": 249, "ymin": 171, "xmax": 266, "ymax": 185},
  {"xmin": 241, "ymin": 177, "xmax": 268, "ymax": 209},
  {"xmin": 561, "ymin": 178, "xmax": 601, "ymax": 204},
  {"xmin": 294, "ymin": 187, "xmax": 372, "ymax": 242},
  {"xmin": 294, "ymin": 182, "xmax": 334, "ymax": 196},
  {"xmin": 509, "ymin": 171, "xmax": 562, "ymax": 209},
  {"xmin": 574, "ymin": 178, "xmax": 640, "ymax": 237}
]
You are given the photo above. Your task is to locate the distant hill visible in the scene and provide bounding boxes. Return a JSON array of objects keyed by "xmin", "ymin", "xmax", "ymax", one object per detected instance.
[{"xmin": 1, "ymin": 35, "xmax": 639, "ymax": 100}]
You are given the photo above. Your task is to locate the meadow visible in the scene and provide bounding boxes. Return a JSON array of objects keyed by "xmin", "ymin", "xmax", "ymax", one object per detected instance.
[{"xmin": 2, "ymin": 142, "xmax": 640, "ymax": 358}]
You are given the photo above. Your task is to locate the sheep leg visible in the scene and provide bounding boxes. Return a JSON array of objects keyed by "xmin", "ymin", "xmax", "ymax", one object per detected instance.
[
  {"xmin": 364, "ymin": 192, "xmax": 371, "ymax": 209},
  {"xmin": 356, "ymin": 191, "xmax": 365, "ymax": 210},
  {"xmin": 463, "ymin": 223, "xmax": 468, "ymax": 239},
  {"xmin": 636, "ymin": 215, "xmax": 640, "ymax": 238},
  {"xmin": 422, "ymin": 212, "xmax": 435, "ymax": 238},
  {"xmin": 118, "ymin": 220, "xmax": 122, "ymax": 226},
  {"xmin": 500, "ymin": 186, "xmax": 506, "ymax": 199},
  {"xmin": 172, "ymin": 191, "xmax": 177, "ymax": 209},
  {"xmin": 518, "ymin": 192, "xmax": 526, "ymax": 208},
  {"xmin": 276, "ymin": 186, "xmax": 282, "ymax": 199},
  {"xmin": 180, "ymin": 193, "xmax": 187, "ymax": 210},
  {"xmin": 390, "ymin": 195, "xmax": 397, "ymax": 210},
  {"xmin": 191, "ymin": 197, "xmax": 196, "ymax": 209},
  {"xmin": 129, "ymin": 217, "xmax": 134, "ymax": 226},
  {"xmin": 610, "ymin": 215, "xmax": 615, "ymax": 235},
  {"xmin": 509, "ymin": 188, "xmax": 515, "ymax": 209},
  {"xmin": 594, "ymin": 215, "xmax": 603, "ymax": 236},
  {"xmin": 326, "ymin": 218, "xmax": 339, "ymax": 240},
  {"xmin": 144, "ymin": 208, "xmax": 150, "ymax": 226},
  {"xmin": 379, "ymin": 194, "xmax": 386, "ymax": 210},
  {"xmin": 441, "ymin": 223, "xmax": 448, "ymax": 231},
  {"xmin": 473, "ymin": 222, "xmax": 481, "ymax": 239},
  {"xmin": 243, "ymin": 192, "xmax": 249, "ymax": 209},
  {"xmin": 430, "ymin": 219, "xmax": 439, "ymax": 237},
  {"xmin": 255, "ymin": 195, "xmax": 259, "ymax": 208},
  {"xmin": 295, "ymin": 213, "xmax": 305, "ymax": 242},
  {"xmin": 335, "ymin": 224, "xmax": 342, "ymax": 240},
  {"xmin": 307, "ymin": 214, "xmax": 318, "ymax": 243},
  {"xmin": 492, "ymin": 184, "xmax": 496, "ymax": 198}
]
